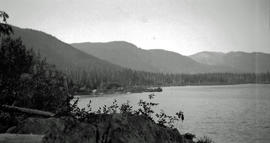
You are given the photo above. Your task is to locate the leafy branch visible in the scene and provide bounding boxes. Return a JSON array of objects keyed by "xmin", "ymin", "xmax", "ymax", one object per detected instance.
[{"xmin": 70, "ymin": 94, "xmax": 184, "ymax": 129}]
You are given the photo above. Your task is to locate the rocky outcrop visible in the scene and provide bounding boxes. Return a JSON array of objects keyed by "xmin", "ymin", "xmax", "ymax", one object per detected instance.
[{"xmin": 11, "ymin": 114, "xmax": 190, "ymax": 143}]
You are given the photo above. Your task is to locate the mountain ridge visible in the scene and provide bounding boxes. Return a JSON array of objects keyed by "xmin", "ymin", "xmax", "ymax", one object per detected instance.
[
  {"xmin": 10, "ymin": 26, "xmax": 123, "ymax": 73},
  {"xmin": 72, "ymin": 41, "xmax": 246, "ymax": 73},
  {"xmin": 190, "ymin": 51, "xmax": 270, "ymax": 73},
  {"xmin": 72, "ymin": 41, "xmax": 214, "ymax": 73}
]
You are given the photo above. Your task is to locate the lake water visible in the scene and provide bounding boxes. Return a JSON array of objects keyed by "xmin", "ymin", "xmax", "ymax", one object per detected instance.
[{"xmin": 77, "ymin": 84, "xmax": 270, "ymax": 143}]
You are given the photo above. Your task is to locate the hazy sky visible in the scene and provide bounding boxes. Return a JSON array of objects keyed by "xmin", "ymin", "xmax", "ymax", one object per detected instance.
[{"xmin": 1, "ymin": 0, "xmax": 270, "ymax": 55}]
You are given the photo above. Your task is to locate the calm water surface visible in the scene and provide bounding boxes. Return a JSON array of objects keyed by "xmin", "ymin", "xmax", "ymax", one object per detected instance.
[{"xmin": 78, "ymin": 84, "xmax": 270, "ymax": 143}]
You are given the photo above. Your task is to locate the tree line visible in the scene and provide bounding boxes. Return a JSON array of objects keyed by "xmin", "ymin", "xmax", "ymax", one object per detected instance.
[{"xmin": 67, "ymin": 68, "xmax": 270, "ymax": 91}]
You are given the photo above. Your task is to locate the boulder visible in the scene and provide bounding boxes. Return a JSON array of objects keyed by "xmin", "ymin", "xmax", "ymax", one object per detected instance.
[{"xmin": 12, "ymin": 114, "xmax": 189, "ymax": 143}]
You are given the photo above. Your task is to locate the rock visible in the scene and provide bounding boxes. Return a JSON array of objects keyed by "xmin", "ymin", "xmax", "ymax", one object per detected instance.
[
  {"xmin": 0, "ymin": 133, "xmax": 44, "ymax": 143},
  {"xmin": 13, "ymin": 117, "xmax": 96, "ymax": 143},
  {"xmin": 13, "ymin": 114, "xmax": 191, "ymax": 143}
]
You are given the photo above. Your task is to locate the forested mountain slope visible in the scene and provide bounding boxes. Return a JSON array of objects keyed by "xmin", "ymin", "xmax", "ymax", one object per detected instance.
[{"xmin": 11, "ymin": 26, "xmax": 122, "ymax": 72}]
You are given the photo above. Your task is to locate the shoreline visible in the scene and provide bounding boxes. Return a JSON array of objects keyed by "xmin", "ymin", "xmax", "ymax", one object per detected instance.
[{"xmin": 75, "ymin": 83, "xmax": 269, "ymax": 97}]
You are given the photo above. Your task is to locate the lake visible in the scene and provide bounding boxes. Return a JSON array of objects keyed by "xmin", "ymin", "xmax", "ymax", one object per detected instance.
[{"xmin": 77, "ymin": 84, "xmax": 270, "ymax": 143}]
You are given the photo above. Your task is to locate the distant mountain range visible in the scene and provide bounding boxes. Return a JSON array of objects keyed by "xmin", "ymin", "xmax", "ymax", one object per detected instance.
[
  {"xmin": 72, "ymin": 42, "xmax": 270, "ymax": 73},
  {"xmin": 10, "ymin": 26, "xmax": 270, "ymax": 74},
  {"xmin": 190, "ymin": 51, "xmax": 270, "ymax": 73},
  {"xmin": 72, "ymin": 42, "xmax": 232, "ymax": 74}
]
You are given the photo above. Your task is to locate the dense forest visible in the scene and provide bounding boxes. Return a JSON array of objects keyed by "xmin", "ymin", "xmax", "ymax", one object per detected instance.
[{"xmin": 68, "ymin": 68, "xmax": 270, "ymax": 92}]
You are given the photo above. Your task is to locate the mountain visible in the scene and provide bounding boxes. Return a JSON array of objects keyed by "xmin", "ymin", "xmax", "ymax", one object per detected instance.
[
  {"xmin": 11, "ymin": 26, "xmax": 122, "ymax": 72},
  {"xmin": 10, "ymin": 26, "xmax": 269, "ymax": 74},
  {"xmin": 145, "ymin": 49, "xmax": 213, "ymax": 73},
  {"xmin": 72, "ymin": 42, "xmax": 231, "ymax": 74},
  {"xmin": 72, "ymin": 41, "xmax": 159, "ymax": 72},
  {"xmin": 190, "ymin": 51, "xmax": 270, "ymax": 73}
]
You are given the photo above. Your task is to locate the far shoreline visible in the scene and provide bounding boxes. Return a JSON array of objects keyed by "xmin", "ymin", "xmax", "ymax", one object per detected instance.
[{"xmin": 75, "ymin": 83, "xmax": 269, "ymax": 98}]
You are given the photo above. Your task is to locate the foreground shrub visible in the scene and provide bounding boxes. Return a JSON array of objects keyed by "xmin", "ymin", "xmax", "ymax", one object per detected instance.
[{"xmin": 70, "ymin": 94, "xmax": 184, "ymax": 129}]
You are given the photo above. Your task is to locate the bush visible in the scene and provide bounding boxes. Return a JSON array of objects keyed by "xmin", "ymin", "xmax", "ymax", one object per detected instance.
[
  {"xmin": 135, "ymin": 94, "xmax": 159, "ymax": 119},
  {"xmin": 70, "ymin": 93, "xmax": 184, "ymax": 129},
  {"xmin": 119, "ymin": 100, "xmax": 133, "ymax": 114},
  {"xmin": 156, "ymin": 110, "xmax": 184, "ymax": 128}
]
